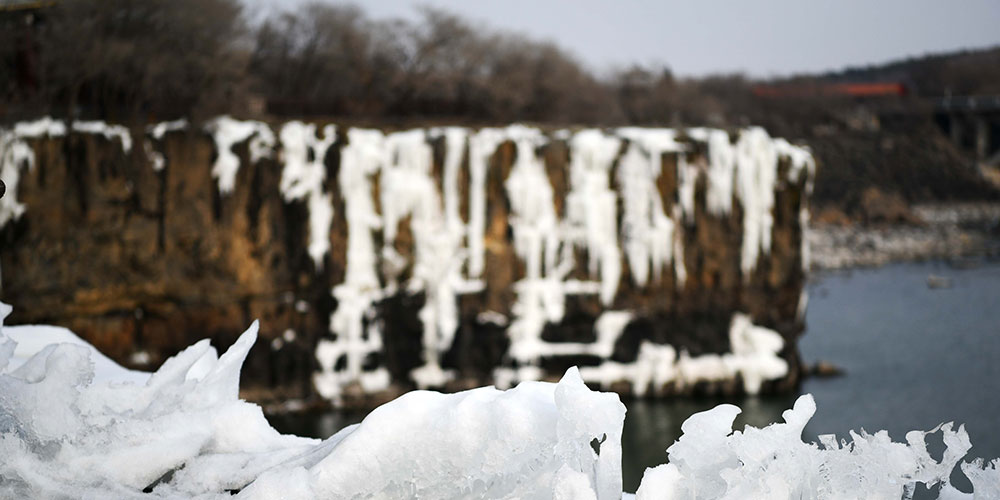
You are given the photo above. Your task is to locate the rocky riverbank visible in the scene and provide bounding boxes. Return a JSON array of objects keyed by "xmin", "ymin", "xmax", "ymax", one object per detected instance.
[{"xmin": 808, "ymin": 202, "xmax": 1000, "ymax": 269}]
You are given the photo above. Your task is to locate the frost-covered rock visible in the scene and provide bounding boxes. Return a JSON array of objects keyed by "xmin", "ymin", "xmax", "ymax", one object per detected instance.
[{"xmin": 2, "ymin": 117, "xmax": 817, "ymax": 403}]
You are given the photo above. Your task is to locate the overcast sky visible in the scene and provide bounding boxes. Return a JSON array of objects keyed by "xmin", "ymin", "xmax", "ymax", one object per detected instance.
[{"xmin": 250, "ymin": 0, "xmax": 1000, "ymax": 78}]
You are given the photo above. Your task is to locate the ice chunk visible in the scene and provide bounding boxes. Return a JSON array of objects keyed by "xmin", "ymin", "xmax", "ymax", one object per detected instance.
[
  {"xmin": 956, "ymin": 459, "xmax": 1000, "ymax": 499},
  {"xmin": 306, "ymin": 367, "xmax": 625, "ymax": 499},
  {"xmin": 3, "ymin": 324, "xmax": 149, "ymax": 385},
  {"xmin": 0, "ymin": 314, "xmax": 316, "ymax": 498},
  {"xmin": 636, "ymin": 394, "xmax": 980, "ymax": 499},
  {"xmin": 553, "ymin": 465, "xmax": 599, "ymax": 500}
]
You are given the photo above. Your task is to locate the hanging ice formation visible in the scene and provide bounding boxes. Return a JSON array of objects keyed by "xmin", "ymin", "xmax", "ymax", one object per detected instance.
[{"xmin": 1, "ymin": 117, "xmax": 815, "ymax": 400}]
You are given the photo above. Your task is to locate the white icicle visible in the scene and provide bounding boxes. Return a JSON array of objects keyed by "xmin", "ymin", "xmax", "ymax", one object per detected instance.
[
  {"xmin": 204, "ymin": 116, "xmax": 275, "ymax": 194},
  {"xmin": 278, "ymin": 121, "xmax": 337, "ymax": 268}
]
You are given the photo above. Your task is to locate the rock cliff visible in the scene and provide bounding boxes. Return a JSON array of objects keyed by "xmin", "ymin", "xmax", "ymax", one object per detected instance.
[{"xmin": 0, "ymin": 118, "xmax": 814, "ymax": 406}]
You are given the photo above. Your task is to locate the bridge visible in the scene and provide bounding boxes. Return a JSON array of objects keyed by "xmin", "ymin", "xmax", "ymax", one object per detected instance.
[{"xmin": 933, "ymin": 95, "xmax": 1000, "ymax": 164}]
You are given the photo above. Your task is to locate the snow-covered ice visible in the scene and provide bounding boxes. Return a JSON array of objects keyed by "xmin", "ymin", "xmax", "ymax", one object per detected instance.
[
  {"xmin": 1, "ymin": 302, "xmax": 997, "ymax": 499},
  {"xmin": 635, "ymin": 394, "xmax": 988, "ymax": 500},
  {"xmin": 0, "ymin": 302, "xmax": 625, "ymax": 499}
]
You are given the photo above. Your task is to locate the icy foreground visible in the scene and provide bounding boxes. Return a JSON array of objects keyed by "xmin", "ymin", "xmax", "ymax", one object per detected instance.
[
  {"xmin": 634, "ymin": 398, "xmax": 999, "ymax": 500},
  {"xmin": 1, "ymin": 304, "xmax": 997, "ymax": 499},
  {"xmin": 0, "ymin": 303, "xmax": 624, "ymax": 499}
]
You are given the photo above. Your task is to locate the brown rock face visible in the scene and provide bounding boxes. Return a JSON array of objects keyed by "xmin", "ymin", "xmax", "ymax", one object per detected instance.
[{"xmin": 0, "ymin": 120, "xmax": 814, "ymax": 406}]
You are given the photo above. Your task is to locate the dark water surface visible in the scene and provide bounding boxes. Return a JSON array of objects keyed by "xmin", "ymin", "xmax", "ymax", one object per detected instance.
[{"xmin": 268, "ymin": 259, "xmax": 1000, "ymax": 494}]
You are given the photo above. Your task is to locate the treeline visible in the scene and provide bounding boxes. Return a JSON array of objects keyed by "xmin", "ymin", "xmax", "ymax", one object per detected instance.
[
  {"xmin": 0, "ymin": 0, "xmax": 620, "ymax": 124},
  {"xmin": 248, "ymin": 4, "xmax": 618, "ymax": 124},
  {"xmin": 2, "ymin": 0, "xmax": 999, "ymax": 131},
  {"xmin": 0, "ymin": 0, "xmax": 867, "ymax": 130},
  {"xmin": 817, "ymin": 47, "xmax": 1000, "ymax": 97},
  {"xmin": 0, "ymin": 0, "xmax": 247, "ymax": 123}
]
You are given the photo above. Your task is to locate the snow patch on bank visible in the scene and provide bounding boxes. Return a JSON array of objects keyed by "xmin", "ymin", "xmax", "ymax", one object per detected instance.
[{"xmin": 13, "ymin": 116, "xmax": 67, "ymax": 137}]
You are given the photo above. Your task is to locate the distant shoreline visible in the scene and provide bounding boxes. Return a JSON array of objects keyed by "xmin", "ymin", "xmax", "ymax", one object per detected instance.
[{"xmin": 808, "ymin": 202, "xmax": 1000, "ymax": 270}]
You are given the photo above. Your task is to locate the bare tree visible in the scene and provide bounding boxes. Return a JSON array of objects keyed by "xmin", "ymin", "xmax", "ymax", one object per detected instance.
[{"xmin": 4, "ymin": 0, "xmax": 246, "ymax": 123}]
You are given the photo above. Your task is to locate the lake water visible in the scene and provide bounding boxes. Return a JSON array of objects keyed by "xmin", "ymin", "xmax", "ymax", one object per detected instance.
[{"xmin": 268, "ymin": 258, "xmax": 1000, "ymax": 494}]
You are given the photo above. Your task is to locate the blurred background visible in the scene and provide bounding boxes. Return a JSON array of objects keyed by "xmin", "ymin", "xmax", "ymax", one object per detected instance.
[
  {"xmin": 3, "ymin": 0, "xmax": 999, "ymax": 217},
  {"xmin": 2, "ymin": 0, "xmax": 1000, "ymax": 494}
]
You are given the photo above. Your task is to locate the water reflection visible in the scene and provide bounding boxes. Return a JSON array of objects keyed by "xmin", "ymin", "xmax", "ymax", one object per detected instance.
[{"xmin": 268, "ymin": 409, "xmax": 366, "ymax": 440}]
